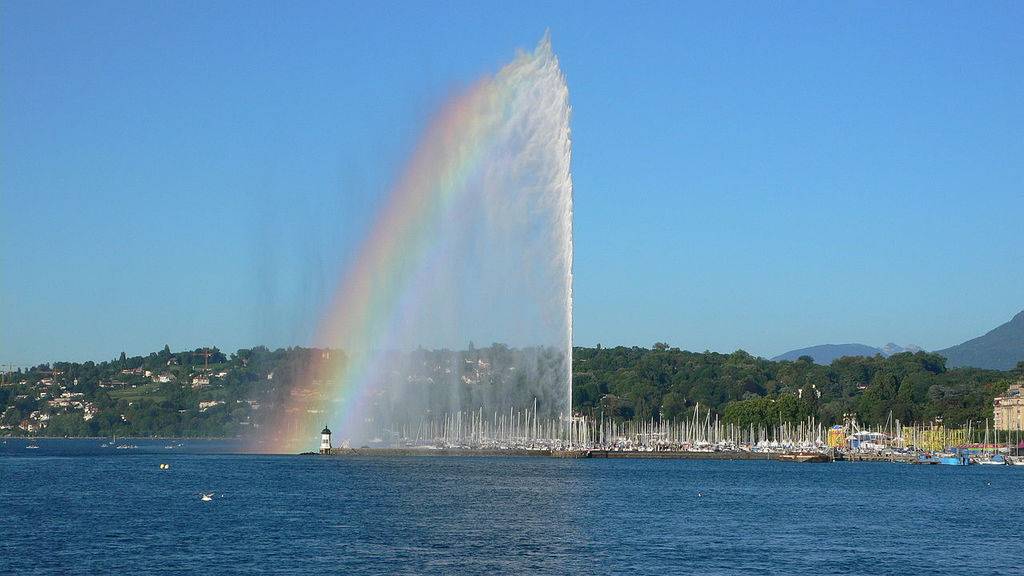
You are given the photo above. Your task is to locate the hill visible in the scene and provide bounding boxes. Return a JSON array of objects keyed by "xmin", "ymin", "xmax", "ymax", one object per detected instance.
[
  {"xmin": 3, "ymin": 343, "xmax": 1019, "ymax": 438},
  {"xmin": 937, "ymin": 310, "xmax": 1024, "ymax": 370}
]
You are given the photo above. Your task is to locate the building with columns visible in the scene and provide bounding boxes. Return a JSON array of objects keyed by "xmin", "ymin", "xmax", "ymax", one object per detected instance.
[{"xmin": 994, "ymin": 382, "xmax": 1024, "ymax": 431}]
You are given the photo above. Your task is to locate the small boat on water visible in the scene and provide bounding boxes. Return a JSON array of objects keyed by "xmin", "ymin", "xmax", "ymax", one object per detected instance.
[
  {"xmin": 778, "ymin": 452, "xmax": 830, "ymax": 463},
  {"xmin": 25, "ymin": 444, "xmax": 40, "ymax": 449},
  {"xmin": 200, "ymin": 493, "xmax": 214, "ymax": 502},
  {"xmin": 917, "ymin": 451, "xmax": 970, "ymax": 466},
  {"xmin": 977, "ymin": 454, "xmax": 1007, "ymax": 466},
  {"xmin": 1006, "ymin": 456, "xmax": 1024, "ymax": 466}
]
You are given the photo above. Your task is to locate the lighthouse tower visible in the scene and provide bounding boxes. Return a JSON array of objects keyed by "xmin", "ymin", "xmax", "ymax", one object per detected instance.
[{"xmin": 320, "ymin": 425, "xmax": 332, "ymax": 454}]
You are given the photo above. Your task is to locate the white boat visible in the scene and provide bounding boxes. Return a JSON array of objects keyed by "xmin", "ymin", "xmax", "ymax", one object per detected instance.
[
  {"xmin": 25, "ymin": 444, "xmax": 39, "ymax": 449},
  {"xmin": 1006, "ymin": 456, "xmax": 1024, "ymax": 466},
  {"xmin": 200, "ymin": 493, "xmax": 214, "ymax": 501}
]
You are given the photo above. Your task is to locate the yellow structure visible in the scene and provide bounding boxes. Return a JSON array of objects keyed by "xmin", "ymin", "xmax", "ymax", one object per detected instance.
[
  {"xmin": 902, "ymin": 425, "xmax": 968, "ymax": 452},
  {"xmin": 827, "ymin": 426, "xmax": 846, "ymax": 448},
  {"xmin": 994, "ymin": 383, "xmax": 1024, "ymax": 431}
]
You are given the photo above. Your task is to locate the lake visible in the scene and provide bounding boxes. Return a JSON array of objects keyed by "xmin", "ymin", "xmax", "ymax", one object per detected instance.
[{"xmin": 1, "ymin": 438, "xmax": 1021, "ymax": 574}]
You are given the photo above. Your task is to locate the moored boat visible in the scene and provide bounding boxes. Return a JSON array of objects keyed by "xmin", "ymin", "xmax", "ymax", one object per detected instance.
[
  {"xmin": 778, "ymin": 452, "xmax": 830, "ymax": 463},
  {"xmin": 917, "ymin": 451, "xmax": 970, "ymax": 466}
]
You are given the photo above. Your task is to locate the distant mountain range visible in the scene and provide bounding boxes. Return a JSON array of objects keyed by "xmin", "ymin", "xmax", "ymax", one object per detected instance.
[
  {"xmin": 772, "ymin": 343, "xmax": 920, "ymax": 364},
  {"xmin": 773, "ymin": 310, "xmax": 1024, "ymax": 370}
]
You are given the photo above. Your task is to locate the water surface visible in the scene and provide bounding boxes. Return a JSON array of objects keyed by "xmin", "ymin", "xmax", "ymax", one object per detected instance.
[{"xmin": 1, "ymin": 439, "xmax": 1020, "ymax": 574}]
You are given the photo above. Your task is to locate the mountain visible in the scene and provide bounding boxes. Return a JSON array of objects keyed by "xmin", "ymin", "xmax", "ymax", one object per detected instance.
[
  {"xmin": 772, "ymin": 344, "xmax": 885, "ymax": 364},
  {"xmin": 936, "ymin": 310, "xmax": 1024, "ymax": 370},
  {"xmin": 881, "ymin": 342, "xmax": 922, "ymax": 356},
  {"xmin": 772, "ymin": 342, "xmax": 923, "ymax": 364}
]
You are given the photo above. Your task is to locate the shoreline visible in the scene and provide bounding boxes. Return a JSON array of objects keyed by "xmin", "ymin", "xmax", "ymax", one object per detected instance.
[{"xmin": 313, "ymin": 447, "xmax": 917, "ymax": 462}]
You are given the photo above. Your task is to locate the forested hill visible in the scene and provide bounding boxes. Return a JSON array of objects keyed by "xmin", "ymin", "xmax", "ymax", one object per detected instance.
[
  {"xmin": 2, "ymin": 344, "xmax": 1022, "ymax": 438},
  {"xmin": 573, "ymin": 345, "xmax": 1020, "ymax": 429}
]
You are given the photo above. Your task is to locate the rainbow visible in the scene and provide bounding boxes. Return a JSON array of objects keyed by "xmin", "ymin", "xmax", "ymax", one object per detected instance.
[{"xmin": 260, "ymin": 36, "xmax": 572, "ymax": 453}]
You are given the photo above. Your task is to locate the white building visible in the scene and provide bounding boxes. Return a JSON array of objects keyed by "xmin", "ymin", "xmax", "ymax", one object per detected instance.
[{"xmin": 320, "ymin": 426, "xmax": 332, "ymax": 454}]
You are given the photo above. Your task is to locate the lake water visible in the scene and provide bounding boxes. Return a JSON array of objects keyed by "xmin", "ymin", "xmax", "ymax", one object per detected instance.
[{"xmin": 1, "ymin": 438, "xmax": 1021, "ymax": 575}]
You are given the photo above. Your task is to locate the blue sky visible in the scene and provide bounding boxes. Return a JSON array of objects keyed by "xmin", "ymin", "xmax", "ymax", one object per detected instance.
[{"xmin": 2, "ymin": 2, "xmax": 1022, "ymax": 366}]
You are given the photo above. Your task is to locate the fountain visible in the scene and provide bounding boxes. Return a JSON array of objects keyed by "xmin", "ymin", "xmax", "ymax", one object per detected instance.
[{"xmin": 261, "ymin": 35, "xmax": 573, "ymax": 452}]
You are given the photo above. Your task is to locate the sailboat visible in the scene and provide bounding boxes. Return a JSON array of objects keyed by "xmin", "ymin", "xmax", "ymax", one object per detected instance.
[{"xmin": 974, "ymin": 420, "xmax": 1005, "ymax": 465}]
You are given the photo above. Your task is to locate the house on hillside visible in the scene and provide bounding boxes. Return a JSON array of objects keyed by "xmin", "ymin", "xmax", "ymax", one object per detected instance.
[{"xmin": 198, "ymin": 400, "xmax": 224, "ymax": 412}]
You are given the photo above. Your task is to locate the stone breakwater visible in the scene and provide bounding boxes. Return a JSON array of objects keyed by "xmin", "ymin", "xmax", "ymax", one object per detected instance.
[
  {"xmin": 310, "ymin": 448, "xmax": 845, "ymax": 461},
  {"xmin": 305, "ymin": 448, "xmax": 923, "ymax": 462}
]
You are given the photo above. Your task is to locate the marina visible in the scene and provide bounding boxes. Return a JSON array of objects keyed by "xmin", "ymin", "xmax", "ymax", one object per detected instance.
[{"xmin": 311, "ymin": 407, "xmax": 1024, "ymax": 466}]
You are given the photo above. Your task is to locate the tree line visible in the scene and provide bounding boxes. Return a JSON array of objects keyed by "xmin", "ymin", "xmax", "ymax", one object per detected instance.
[
  {"xmin": 573, "ymin": 344, "xmax": 1022, "ymax": 430},
  {"xmin": 2, "ymin": 343, "xmax": 1021, "ymax": 437}
]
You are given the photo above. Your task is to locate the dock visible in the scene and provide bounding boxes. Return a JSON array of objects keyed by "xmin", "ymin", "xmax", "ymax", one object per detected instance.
[{"xmin": 319, "ymin": 447, "xmax": 796, "ymax": 461}]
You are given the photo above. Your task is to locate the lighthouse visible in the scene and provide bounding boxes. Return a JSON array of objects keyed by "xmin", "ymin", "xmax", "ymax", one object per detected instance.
[{"xmin": 320, "ymin": 425, "xmax": 332, "ymax": 454}]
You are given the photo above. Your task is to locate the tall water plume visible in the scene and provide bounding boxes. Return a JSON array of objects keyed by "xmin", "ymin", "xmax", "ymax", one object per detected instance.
[{"xmin": 260, "ymin": 35, "xmax": 572, "ymax": 451}]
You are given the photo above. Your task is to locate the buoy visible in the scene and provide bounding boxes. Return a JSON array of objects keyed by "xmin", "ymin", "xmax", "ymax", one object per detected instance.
[{"xmin": 159, "ymin": 463, "xmax": 170, "ymax": 470}]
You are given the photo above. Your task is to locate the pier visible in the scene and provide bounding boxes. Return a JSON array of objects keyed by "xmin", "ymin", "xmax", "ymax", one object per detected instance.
[{"xmin": 317, "ymin": 447, "xmax": 798, "ymax": 461}]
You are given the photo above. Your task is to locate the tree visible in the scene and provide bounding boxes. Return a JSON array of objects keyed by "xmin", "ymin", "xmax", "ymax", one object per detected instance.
[
  {"xmin": 2, "ymin": 407, "xmax": 22, "ymax": 427},
  {"xmin": 660, "ymin": 391, "xmax": 688, "ymax": 421}
]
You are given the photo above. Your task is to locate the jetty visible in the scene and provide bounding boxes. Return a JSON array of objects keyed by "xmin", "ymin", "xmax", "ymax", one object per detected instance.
[{"xmin": 317, "ymin": 447, "xmax": 800, "ymax": 461}]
